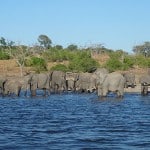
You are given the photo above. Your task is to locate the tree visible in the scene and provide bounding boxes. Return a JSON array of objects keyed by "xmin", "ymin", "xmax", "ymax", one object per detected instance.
[
  {"xmin": 0, "ymin": 37, "xmax": 7, "ymax": 47},
  {"xmin": 67, "ymin": 44, "xmax": 78, "ymax": 51},
  {"xmin": 6, "ymin": 45, "xmax": 29, "ymax": 77},
  {"xmin": 38, "ymin": 34, "xmax": 52, "ymax": 49},
  {"xmin": 0, "ymin": 37, "xmax": 15, "ymax": 50},
  {"xmin": 53, "ymin": 45, "xmax": 63, "ymax": 50},
  {"xmin": 133, "ymin": 42, "xmax": 150, "ymax": 57}
]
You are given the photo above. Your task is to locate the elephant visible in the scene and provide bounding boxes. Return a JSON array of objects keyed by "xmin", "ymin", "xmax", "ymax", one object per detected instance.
[
  {"xmin": 4, "ymin": 78, "xmax": 22, "ymax": 96},
  {"xmin": 94, "ymin": 68, "xmax": 109, "ymax": 77},
  {"xmin": 18, "ymin": 74, "xmax": 33, "ymax": 96},
  {"xmin": 66, "ymin": 72, "xmax": 79, "ymax": 91},
  {"xmin": 50, "ymin": 70, "xmax": 66, "ymax": 93},
  {"xmin": 97, "ymin": 72, "xmax": 125, "ymax": 98},
  {"xmin": 0, "ymin": 76, "xmax": 7, "ymax": 95},
  {"xmin": 123, "ymin": 72, "xmax": 136, "ymax": 88},
  {"xmin": 75, "ymin": 72, "xmax": 97, "ymax": 93},
  {"xmin": 139, "ymin": 74, "xmax": 150, "ymax": 95},
  {"xmin": 3, "ymin": 74, "xmax": 32, "ymax": 97},
  {"xmin": 30, "ymin": 73, "xmax": 51, "ymax": 96},
  {"xmin": 94, "ymin": 68, "xmax": 109, "ymax": 89}
]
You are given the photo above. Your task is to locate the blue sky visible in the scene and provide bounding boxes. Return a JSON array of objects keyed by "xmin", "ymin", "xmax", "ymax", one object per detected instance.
[{"xmin": 0, "ymin": 0, "xmax": 150, "ymax": 53}]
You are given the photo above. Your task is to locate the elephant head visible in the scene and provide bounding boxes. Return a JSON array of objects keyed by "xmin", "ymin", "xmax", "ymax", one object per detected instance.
[{"xmin": 66, "ymin": 72, "xmax": 79, "ymax": 91}]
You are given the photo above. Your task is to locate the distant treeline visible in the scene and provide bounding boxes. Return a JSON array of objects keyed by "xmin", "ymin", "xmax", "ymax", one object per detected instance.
[{"xmin": 0, "ymin": 35, "xmax": 150, "ymax": 74}]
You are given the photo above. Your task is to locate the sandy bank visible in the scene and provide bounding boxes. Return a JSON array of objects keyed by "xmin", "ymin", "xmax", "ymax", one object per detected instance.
[{"xmin": 124, "ymin": 84, "xmax": 141, "ymax": 93}]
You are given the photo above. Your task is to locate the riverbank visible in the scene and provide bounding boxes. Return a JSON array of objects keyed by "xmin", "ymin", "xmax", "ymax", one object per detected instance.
[
  {"xmin": 0, "ymin": 59, "xmax": 147, "ymax": 94},
  {"xmin": 124, "ymin": 84, "xmax": 141, "ymax": 93}
]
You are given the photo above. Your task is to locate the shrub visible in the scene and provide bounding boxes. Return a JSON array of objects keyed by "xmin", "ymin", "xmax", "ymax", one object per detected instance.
[
  {"xmin": 134, "ymin": 55, "xmax": 149, "ymax": 67},
  {"xmin": 42, "ymin": 49, "xmax": 72, "ymax": 62},
  {"xmin": 50, "ymin": 64, "xmax": 69, "ymax": 72},
  {"xmin": 105, "ymin": 58, "xmax": 122, "ymax": 72},
  {"xmin": 121, "ymin": 55, "xmax": 135, "ymax": 70},
  {"xmin": 25, "ymin": 57, "xmax": 47, "ymax": 73},
  {"xmin": 105, "ymin": 54, "xmax": 137, "ymax": 71},
  {"xmin": 68, "ymin": 51, "xmax": 99, "ymax": 72},
  {"xmin": 0, "ymin": 51, "xmax": 10, "ymax": 60}
]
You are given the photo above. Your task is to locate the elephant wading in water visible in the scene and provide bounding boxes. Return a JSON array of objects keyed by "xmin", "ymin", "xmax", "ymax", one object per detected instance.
[
  {"xmin": 0, "ymin": 76, "xmax": 7, "ymax": 95},
  {"xmin": 123, "ymin": 72, "xmax": 136, "ymax": 88},
  {"xmin": 4, "ymin": 78, "xmax": 22, "ymax": 96},
  {"xmin": 66, "ymin": 72, "xmax": 79, "ymax": 91},
  {"xmin": 75, "ymin": 72, "xmax": 96, "ymax": 93},
  {"xmin": 139, "ymin": 74, "xmax": 150, "ymax": 95},
  {"xmin": 50, "ymin": 71, "xmax": 67, "ymax": 93},
  {"xmin": 3, "ymin": 74, "xmax": 32, "ymax": 97},
  {"xmin": 30, "ymin": 73, "xmax": 51, "ymax": 96},
  {"xmin": 97, "ymin": 72, "xmax": 125, "ymax": 98}
]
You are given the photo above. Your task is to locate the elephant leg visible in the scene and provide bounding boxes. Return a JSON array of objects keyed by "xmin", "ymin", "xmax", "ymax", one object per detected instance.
[
  {"xmin": 144, "ymin": 86, "xmax": 148, "ymax": 95},
  {"xmin": 141, "ymin": 85, "xmax": 144, "ymax": 95},
  {"xmin": 17, "ymin": 88, "xmax": 21, "ymax": 97},
  {"xmin": 102, "ymin": 88, "xmax": 108, "ymax": 97},
  {"xmin": 141, "ymin": 85, "xmax": 148, "ymax": 95},
  {"xmin": 117, "ymin": 89, "xmax": 124, "ymax": 97},
  {"xmin": 24, "ymin": 90, "xmax": 27, "ymax": 97},
  {"xmin": 116, "ymin": 91, "xmax": 123, "ymax": 98},
  {"xmin": 43, "ymin": 89, "xmax": 47, "ymax": 96},
  {"xmin": 31, "ymin": 90, "xmax": 36, "ymax": 97},
  {"xmin": 54, "ymin": 84, "xmax": 59, "ymax": 94},
  {"xmin": 24, "ymin": 87, "xmax": 28, "ymax": 97},
  {"xmin": 97, "ymin": 86, "xmax": 101, "ymax": 96}
]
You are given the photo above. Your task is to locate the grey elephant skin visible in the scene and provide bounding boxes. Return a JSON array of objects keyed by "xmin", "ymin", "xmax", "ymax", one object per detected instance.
[
  {"xmin": 4, "ymin": 78, "xmax": 22, "ymax": 96},
  {"xmin": 123, "ymin": 72, "xmax": 136, "ymax": 88},
  {"xmin": 30, "ymin": 73, "xmax": 51, "ymax": 96},
  {"xmin": 50, "ymin": 71, "xmax": 66, "ymax": 93},
  {"xmin": 0, "ymin": 77, "xmax": 7, "ymax": 95},
  {"xmin": 139, "ymin": 74, "xmax": 150, "ymax": 95},
  {"xmin": 75, "ymin": 72, "xmax": 96, "ymax": 93},
  {"xmin": 3, "ymin": 74, "xmax": 32, "ymax": 96},
  {"xmin": 94, "ymin": 68, "xmax": 109, "ymax": 77},
  {"xmin": 97, "ymin": 72, "xmax": 125, "ymax": 97},
  {"xmin": 66, "ymin": 72, "xmax": 79, "ymax": 91}
]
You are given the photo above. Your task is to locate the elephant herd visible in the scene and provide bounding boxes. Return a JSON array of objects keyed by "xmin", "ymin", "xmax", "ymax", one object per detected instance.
[{"xmin": 0, "ymin": 68, "xmax": 150, "ymax": 97}]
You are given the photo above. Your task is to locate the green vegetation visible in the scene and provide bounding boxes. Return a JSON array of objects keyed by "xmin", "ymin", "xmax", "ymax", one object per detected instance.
[
  {"xmin": 134, "ymin": 55, "xmax": 150, "ymax": 67},
  {"xmin": 51, "ymin": 64, "xmax": 69, "ymax": 72},
  {"xmin": 1, "ymin": 35, "xmax": 150, "ymax": 73},
  {"xmin": 104, "ymin": 51, "xmax": 135, "ymax": 72},
  {"xmin": 0, "ymin": 50, "xmax": 10, "ymax": 60},
  {"xmin": 68, "ymin": 51, "xmax": 99, "ymax": 72},
  {"xmin": 25, "ymin": 57, "xmax": 47, "ymax": 73}
]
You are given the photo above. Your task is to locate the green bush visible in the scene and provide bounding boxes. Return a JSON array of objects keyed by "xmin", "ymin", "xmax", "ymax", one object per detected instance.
[
  {"xmin": 0, "ymin": 51, "xmax": 10, "ymax": 60},
  {"xmin": 105, "ymin": 58, "xmax": 123, "ymax": 72},
  {"xmin": 25, "ymin": 57, "xmax": 47, "ymax": 73},
  {"xmin": 105, "ymin": 54, "xmax": 137, "ymax": 71},
  {"xmin": 121, "ymin": 55, "xmax": 135, "ymax": 70},
  {"xmin": 42, "ymin": 49, "xmax": 72, "ymax": 62},
  {"xmin": 68, "ymin": 51, "xmax": 99, "ymax": 72},
  {"xmin": 50, "ymin": 64, "xmax": 69, "ymax": 72},
  {"xmin": 134, "ymin": 55, "xmax": 150, "ymax": 67}
]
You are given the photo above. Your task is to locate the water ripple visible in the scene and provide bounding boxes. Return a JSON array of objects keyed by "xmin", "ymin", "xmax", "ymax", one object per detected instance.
[{"xmin": 0, "ymin": 93, "xmax": 150, "ymax": 149}]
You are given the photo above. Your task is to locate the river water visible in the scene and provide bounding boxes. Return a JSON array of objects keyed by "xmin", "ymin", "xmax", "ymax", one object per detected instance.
[{"xmin": 0, "ymin": 92, "xmax": 150, "ymax": 150}]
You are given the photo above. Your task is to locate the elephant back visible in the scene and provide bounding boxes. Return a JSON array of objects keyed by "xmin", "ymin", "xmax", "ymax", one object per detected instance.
[
  {"xmin": 66, "ymin": 72, "xmax": 78, "ymax": 81},
  {"xmin": 139, "ymin": 74, "xmax": 150, "ymax": 85}
]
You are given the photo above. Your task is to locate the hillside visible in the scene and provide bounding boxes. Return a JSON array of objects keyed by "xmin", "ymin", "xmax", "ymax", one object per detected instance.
[{"xmin": 0, "ymin": 54, "xmax": 147, "ymax": 80}]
